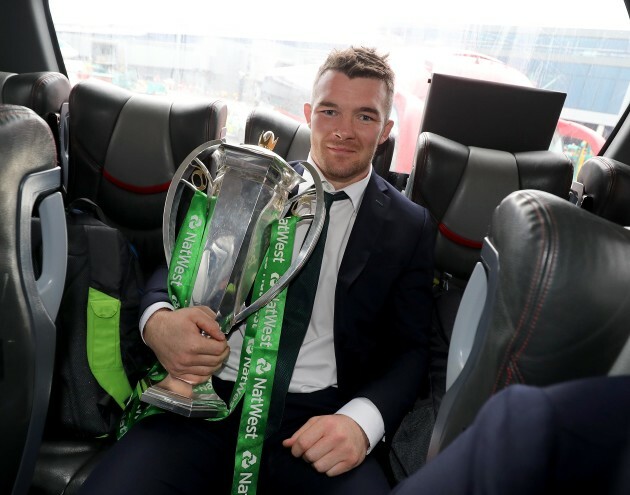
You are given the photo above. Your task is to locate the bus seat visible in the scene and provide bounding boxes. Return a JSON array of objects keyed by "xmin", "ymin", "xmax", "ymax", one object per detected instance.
[
  {"xmin": 389, "ymin": 132, "xmax": 573, "ymax": 481},
  {"xmin": 0, "ymin": 71, "xmax": 71, "ymax": 117},
  {"xmin": 244, "ymin": 106, "xmax": 311, "ymax": 162},
  {"xmin": 29, "ymin": 80, "xmax": 228, "ymax": 495},
  {"xmin": 0, "ymin": 71, "xmax": 72, "ymax": 174},
  {"xmin": 64, "ymin": 79, "xmax": 228, "ymax": 278},
  {"xmin": 243, "ymin": 106, "xmax": 406, "ymax": 190},
  {"xmin": 570, "ymin": 156, "xmax": 630, "ymax": 225},
  {"xmin": 427, "ymin": 189, "xmax": 630, "ymax": 461},
  {"xmin": 0, "ymin": 104, "xmax": 67, "ymax": 495},
  {"xmin": 406, "ymin": 132, "xmax": 574, "ymax": 287}
]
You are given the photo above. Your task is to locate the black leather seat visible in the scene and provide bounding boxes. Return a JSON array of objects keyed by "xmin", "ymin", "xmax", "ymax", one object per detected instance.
[
  {"xmin": 427, "ymin": 189, "xmax": 630, "ymax": 460},
  {"xmin": 65, "ymin": 79, "xmax": 228, "ymax": 278},
  {"xmin": 571, "ymin": 156, "xmax": 630, "ymax": 224},
  {"xmin": 0, "ymin": 104, "xmax": 67, "ymax": 495},
  {"xmin": 0, "ymin": 71, "xmax": 71, "ymax": 118},
  {"xmin": 244, "ymin": 106, "xmax": 311, "ymax": 162},
  {"xmin": 389, "ymin": 132, "xmax": 573, "ymax": 480},
  {"xmin": 404, "ymin": 132, "xmax": 573, "ymax": 355},
  {"xmin": 30, "ymin": 80, "xmax": 228, "ymax": 495},
  {"xmin": 243, "ymin": 106, "xmax": 406, "ymax": 190},
  {"xmin": 406, "ymin": 132, "xmax": 574, "ymax": 287},
  {"xmin": 0, "ymin": 71, "xmax": 72, "ymax": 171}
]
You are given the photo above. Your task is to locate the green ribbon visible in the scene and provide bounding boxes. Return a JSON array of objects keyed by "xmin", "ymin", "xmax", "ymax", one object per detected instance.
[
  {"xmin": 231, "ymin": 215, "xmax": 294, "ymax": 494},
  {"xmin": 118, "ymin": 193, "xmax": 297, "ymax": 495},
  {"xmin": 167, "ymin": 189, "xmax": 215, "ymax": 309}
]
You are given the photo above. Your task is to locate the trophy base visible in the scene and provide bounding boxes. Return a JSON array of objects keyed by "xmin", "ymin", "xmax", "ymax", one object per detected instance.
[{"xmin": 141, "ymin": 385, "xmax": 228, "ymax": 418}]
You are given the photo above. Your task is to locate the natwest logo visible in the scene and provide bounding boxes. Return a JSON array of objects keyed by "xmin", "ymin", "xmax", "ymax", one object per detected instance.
[
  {"xmin": 256, "ymin": 358, "xmax": 271, "ymax": 374},
  {"xmin": 241, "ymin": 450, "xmax": 257, "ymax": 469},
  {"xmin": 188, "ymin": 214, "xmax": 203, "ymax": 229}
]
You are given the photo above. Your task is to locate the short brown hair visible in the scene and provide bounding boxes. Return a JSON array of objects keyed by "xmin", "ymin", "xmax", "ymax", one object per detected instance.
[{"xmin": 314, "ymin": 46, "xmax": 395, "ymax": 118}]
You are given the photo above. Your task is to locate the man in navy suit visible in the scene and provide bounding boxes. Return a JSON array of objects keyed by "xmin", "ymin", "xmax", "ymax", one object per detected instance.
[
  {"xmin": 80, "ymin": 46, "xmax": 435, "ymax": 495},
  {"xmin": 391, "ymin": 376, "xmax": 630, "ymax": 495}
]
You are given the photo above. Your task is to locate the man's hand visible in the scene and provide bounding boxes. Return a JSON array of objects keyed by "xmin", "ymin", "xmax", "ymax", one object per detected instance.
[
  {"xmin": 282, "ymin": 414, "xmax": 370, "ymax": 477},
  {"xmin": 143, "ymin": 306, "xmax": 229, "ymax": 384}
]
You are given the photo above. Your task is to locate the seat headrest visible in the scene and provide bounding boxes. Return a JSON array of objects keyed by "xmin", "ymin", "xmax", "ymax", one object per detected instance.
[
  {"xmin": 407, "ymin": 132, "xmax": 573, "ymax": 282},
  {"xmin": 374, "ymin": 134, "xmax": 396, "ymax": 178},
  {"xmin": 576, "ymin": 156, "xmax": 630, "ymax": 225},
  {"xmin": 0, "ymin": 103, "xmax": 57, "ymax": 215},
  {"xmin": 244, "ymin": 107, "xmax": 310, "ymax": 162},
  {"xmin": 243, "ymin": 106, "xmax": 397, "ymax": 179},
  {"xmin": 0, "ymin": 71, "xmax": 71, "ymax": 116}
]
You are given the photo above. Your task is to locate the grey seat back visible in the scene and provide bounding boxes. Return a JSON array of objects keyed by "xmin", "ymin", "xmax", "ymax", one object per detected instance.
[
  {"xmin": 428, "ymin": 189, "xmax": 630, "ymax": 459},
  {"xmin": 65, "ymin": 79, "xmax": 228, "ymax": 278},
  {"xmin": 0, "ymin": 104, "xmax": 67, "ymax": 495},
  {"xmin": 406, "ymin": 132, "xmax": 574, "ymax": 285}
]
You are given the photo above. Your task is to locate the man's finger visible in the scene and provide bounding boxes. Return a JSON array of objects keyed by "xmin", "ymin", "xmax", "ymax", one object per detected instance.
[
  {"xmin": 311, "ymin": 448, "xmax": 344, "ymax": 474},
  {"xmin": 192, "ymin": 310, "xmax": 225, "ymax": 340},
  {"xmin": 287, "ymin": 417, "xmax": 325, "ymax": 458},
  {"xmin": 283, "ymin": 415, "xmax": 319, "ymax": 447},
  {"xmin": 302, "ymin": 437, "xmax": 334, "ymax": 467}
]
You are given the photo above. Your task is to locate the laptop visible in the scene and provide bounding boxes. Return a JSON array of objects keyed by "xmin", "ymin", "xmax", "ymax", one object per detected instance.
[{"xmin": 419, "ymin": 73, "xmax": 567, "ymax": 152}]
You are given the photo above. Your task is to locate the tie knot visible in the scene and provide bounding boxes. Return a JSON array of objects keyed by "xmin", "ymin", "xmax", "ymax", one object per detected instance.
[{"xmin": 324, "ymin": 191, "xmax": 349, "ymax": 211}]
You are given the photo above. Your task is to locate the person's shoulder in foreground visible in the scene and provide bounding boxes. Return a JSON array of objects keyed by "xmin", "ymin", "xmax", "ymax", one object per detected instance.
[{"xmin": 391, "ymin": 375, "xmax": 630, "ymax": 495}]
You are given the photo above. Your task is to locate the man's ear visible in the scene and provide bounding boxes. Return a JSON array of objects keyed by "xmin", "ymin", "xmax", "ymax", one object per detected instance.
[
  {"xmin": 304, "ymin": 103, "xmax": 312, "ymax": 127},
  {"xmin": 378, "ymin": 119, "xmax": 394, "ymax": 145}
]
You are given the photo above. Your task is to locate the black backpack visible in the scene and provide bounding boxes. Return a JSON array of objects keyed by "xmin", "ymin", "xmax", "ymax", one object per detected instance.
[{"xmin": 44, "ymin": 198, "xmax": 155, "ymax": 438}]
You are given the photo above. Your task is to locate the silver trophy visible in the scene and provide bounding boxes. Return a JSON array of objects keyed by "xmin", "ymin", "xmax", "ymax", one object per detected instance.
[{"xmin": 141, "ymin": 132, "xmax": 325, "ymax": 417}]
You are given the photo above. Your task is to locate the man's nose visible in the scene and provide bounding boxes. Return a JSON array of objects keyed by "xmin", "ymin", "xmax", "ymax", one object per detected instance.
[{"xmin": 334, "ymin": 118, "xmax": 355, "ymax": 139}]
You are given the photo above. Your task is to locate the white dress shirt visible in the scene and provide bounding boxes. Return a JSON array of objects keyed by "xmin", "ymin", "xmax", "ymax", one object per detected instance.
[{"xmin": 140, "ymin": 158, "xmax": 385, "ymax": 452}]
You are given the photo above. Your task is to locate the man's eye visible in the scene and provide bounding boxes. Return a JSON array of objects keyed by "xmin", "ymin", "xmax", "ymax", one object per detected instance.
[
  {"xmin": 358, "ymin": 114, "xmax": 375, "ymax": 122},
  {"xmin": 321, "ymin": 109, "xmax": 336, "ymax": 116}
]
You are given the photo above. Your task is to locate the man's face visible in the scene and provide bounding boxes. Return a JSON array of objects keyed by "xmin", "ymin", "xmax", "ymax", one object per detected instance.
[{"xmin": 304, "ymin": 70, "xmax": 393, "ymax": 189}]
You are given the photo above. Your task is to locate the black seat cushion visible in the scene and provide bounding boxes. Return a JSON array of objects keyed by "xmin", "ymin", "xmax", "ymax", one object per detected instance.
[{"xmin": 30, "ymin": 439, "xmax": 113, "ymax": 495}]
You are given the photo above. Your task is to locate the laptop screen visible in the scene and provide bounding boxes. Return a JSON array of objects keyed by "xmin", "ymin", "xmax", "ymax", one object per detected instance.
[{"xmin": 419, "ymin": 73, "xmax": 567, "ymax": 152}]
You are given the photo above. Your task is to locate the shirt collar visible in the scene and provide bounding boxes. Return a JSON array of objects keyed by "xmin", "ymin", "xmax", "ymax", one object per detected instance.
[{"xmin": 297, "ymin": 154, "xmax": 372, "ymax": 212}]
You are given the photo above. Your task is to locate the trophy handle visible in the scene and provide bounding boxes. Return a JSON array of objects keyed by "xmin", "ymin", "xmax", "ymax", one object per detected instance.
[
  {"xmin": 163, "ymin": 139, "xmax": 224, "ymax": 265},
  {"xmin": 229, "ymin": 160, "xmax": 325, "ymax": 329}
]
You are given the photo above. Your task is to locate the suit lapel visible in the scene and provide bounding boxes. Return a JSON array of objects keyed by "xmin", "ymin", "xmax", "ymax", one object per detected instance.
[
  {"xmin": 338, "ymin": 173, "xmax": 390, "ymax": 289},
  {"xmin": 289, "ymin": 161, "xmax": 305, "ymax": 196}
]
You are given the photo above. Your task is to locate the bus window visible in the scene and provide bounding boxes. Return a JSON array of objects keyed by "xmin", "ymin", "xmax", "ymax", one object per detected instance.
[{"xmin": 49, "ymin": 0, "xmax": 629, "ymax": 172}]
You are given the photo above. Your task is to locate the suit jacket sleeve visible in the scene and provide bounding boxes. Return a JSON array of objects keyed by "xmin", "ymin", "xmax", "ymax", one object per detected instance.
[
  {"xmin": 139, "ymin": 264, "xmax": 170, "ymax": 316},
  {"xmin": 334, "ymin": 177, "xmax": 436, "ymax": 438}
]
